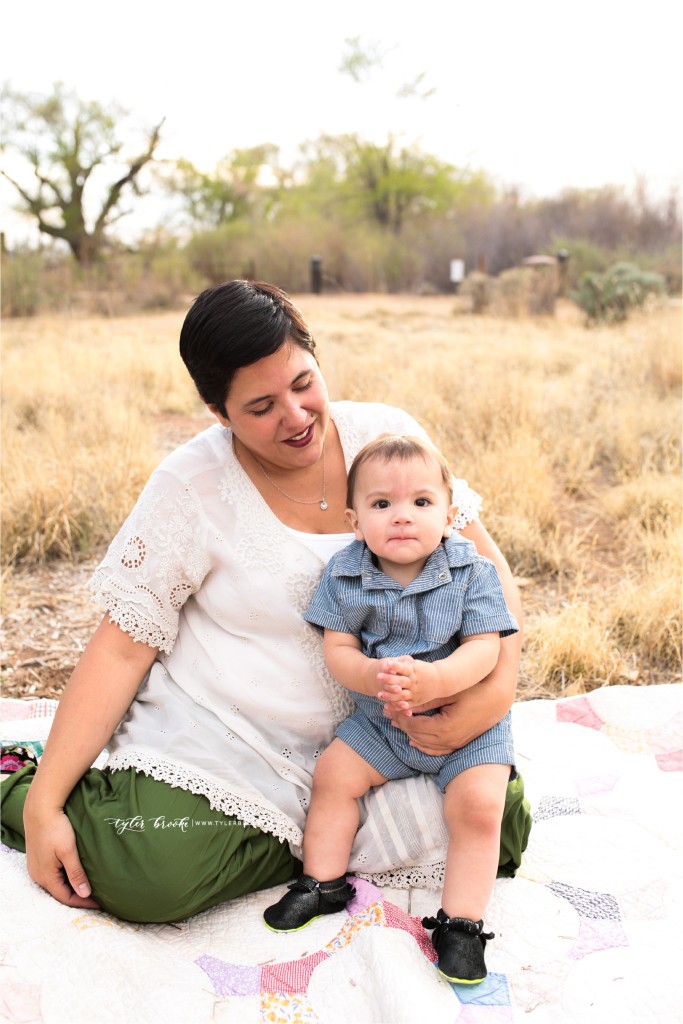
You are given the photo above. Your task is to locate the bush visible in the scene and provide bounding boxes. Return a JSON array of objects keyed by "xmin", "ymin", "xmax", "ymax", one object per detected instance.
[
  {"xmin": 461, "ymin": 266, "xmax": 559, "ymax": 317},
  {"xmin": 494, "ymin": 266, "xmax": 558, "ymax": 317},
  {"xmin": 460, "ymin": 271, "xmax": 493, "ymax": 313},
  {"xmin": 0, "ymin": 247, "xmax": 75, "ymax": 316},
  {"xmin": 571, "ymin": 261, "xmax": 666, "ymax": 324}
]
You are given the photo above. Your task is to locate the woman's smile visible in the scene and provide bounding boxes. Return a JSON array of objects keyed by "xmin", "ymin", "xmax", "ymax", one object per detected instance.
[
  {"xmin": 284, "ymin": 422, "xmax": 315, "ymax": 447},
  {"xmin": 214, "ymin": 343, "xmax": 330, "ymax": 473}
]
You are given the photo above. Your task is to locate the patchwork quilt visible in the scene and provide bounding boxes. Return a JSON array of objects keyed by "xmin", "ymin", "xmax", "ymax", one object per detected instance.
[{"xmin": 1, "ymin": 682, "xmax": 681, "ymax": 1023}]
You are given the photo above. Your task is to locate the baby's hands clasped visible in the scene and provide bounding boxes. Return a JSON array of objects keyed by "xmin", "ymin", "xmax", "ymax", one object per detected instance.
[{"xmin": 377, "ymin": 655, "xmax": 425, "ymax": 715}]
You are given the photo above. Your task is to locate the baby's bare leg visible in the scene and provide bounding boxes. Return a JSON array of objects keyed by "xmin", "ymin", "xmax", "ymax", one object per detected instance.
[
  {"xmin": 442, "ymin": 763, "xmax": 510, "ymax": 920},
  {"xmin": 303, "ymin": 738, "xmax": 387, "ymax": 880}
]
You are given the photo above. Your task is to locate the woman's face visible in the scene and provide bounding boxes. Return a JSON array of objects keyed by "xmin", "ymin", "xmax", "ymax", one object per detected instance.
[{"xmin": 209, "ymin": 342, "xmax": 330, "ymax": 473}]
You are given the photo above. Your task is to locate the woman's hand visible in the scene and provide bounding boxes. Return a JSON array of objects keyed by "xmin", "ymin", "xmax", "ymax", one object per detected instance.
[
  {"xmin": 385, "ymin": 668, "xmax": 512, "ymax": 754},
  {"xmin": 24, "ymin": 804, "xmax": 99, "ymax": 909},
  {"xmin": 386, "ymin": 635, "xmax": 519, "ymax": 754},
  {"xmin": 21, "ymin": 614, "xmax": 157, "ymax": 907}
]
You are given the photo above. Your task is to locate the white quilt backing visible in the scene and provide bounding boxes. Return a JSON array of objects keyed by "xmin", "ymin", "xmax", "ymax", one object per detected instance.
[{"xmin": 1, "ymin": 682, "xmax": 681, "ymax": 1023}]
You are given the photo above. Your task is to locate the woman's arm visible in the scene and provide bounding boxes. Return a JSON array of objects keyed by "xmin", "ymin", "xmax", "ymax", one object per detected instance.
[
  {"xmin": 389, "ymin": 519, "xmax": 523, "ymax": 754},
  {"xmin": 23, "ymin": 615, "xmax": 158, "ymax": 907}
]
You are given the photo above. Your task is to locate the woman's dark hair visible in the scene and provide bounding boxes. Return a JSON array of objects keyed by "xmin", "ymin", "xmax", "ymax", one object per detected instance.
[{"xmin": 179, "ymin": 280, "xmax": 317, "ymax": 417}]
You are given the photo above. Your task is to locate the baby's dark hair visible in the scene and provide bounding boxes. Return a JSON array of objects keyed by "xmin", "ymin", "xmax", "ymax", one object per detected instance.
[
  {"xmin": 179, "ymin": 280, "xmax": 317, "ymax": 417},
  {"xmin": 346, "ymin": 434, "xmax": 453, "ymax": 508}
]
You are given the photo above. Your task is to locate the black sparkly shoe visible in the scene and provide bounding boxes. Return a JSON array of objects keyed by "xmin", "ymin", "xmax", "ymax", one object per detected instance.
[
  {"xmin": 263, "ymin": 874, "xmax": 356, "ymax": 932},
  {"xmin": 422, "ymin": 910, "xmax": 494, "ymax": 984}
]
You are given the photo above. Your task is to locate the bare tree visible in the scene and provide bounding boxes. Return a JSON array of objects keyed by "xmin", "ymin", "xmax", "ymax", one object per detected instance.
[{"xmin": 1, "ymin": 82, "xmax": 164, "ymax": 264}]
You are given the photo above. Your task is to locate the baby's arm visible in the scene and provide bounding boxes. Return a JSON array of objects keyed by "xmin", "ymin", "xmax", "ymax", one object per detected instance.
[
  {"xmin": 324, "ymin": 628, "xmax": 500, "ymax": 712},
  {"xmin": 323, "ymin": 629, "xmax": 390, "ymax": 696},
  {"xmin": 378, "ymin": 632, "xmax": 501, "ymax": 714}
]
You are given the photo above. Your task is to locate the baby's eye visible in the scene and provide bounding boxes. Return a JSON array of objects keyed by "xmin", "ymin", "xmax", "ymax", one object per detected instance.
[
  {"xmin": 373, "ymin": 499, "xmax": 390, "ymax": 509},
  {"xmin": 415, "ymin": 497, "xmax": 431, "ymax": 507}
]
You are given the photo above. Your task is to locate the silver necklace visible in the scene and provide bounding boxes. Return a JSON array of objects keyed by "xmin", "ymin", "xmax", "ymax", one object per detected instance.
[{"xmin": 254, "ymin": 445, "xmax": 328, "ymax": 510}]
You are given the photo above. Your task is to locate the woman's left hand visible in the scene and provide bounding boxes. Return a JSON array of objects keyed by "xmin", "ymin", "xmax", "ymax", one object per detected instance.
[
  {"xmin": 385, "ymin": 665, "xmax": 513, "ymax": 754},
  {"xmin": 387, "ymin": 623, "xmax": 521, "ymax": 753},
  {"xmin": 384, "ymin": 693, "xmax": 480, "ymax": 754}
]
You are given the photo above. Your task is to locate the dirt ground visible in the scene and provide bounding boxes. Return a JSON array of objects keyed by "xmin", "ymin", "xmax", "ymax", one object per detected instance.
[{"xmin": 1, "ymin": 557, "xmax": 104, "ymax": 699}]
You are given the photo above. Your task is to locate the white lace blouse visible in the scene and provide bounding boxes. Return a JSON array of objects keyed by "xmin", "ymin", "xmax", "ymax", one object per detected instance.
[{"xmin": 89, "ymin": 401, "xmax": 483, "ymax": 888}]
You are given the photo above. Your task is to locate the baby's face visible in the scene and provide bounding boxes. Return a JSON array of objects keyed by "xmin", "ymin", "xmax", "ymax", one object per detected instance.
[{"xmin": 346, "ymin": 455, "xmax": 456, "ymax": 583}]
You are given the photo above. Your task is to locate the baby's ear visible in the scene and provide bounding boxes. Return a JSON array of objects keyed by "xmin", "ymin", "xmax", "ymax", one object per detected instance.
[
  {"xmin": 443, "ymin": 504, "xmax": 459, "ymax": 538},
  {"xmin": 345, "ymin": 508, "xmax": 364, "ymax": 541}
]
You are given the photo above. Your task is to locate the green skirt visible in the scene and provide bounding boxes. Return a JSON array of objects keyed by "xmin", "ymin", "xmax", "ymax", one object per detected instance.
[{"xmin": 1, "ymin": 766, "xmax": 531, "ymax": 923}]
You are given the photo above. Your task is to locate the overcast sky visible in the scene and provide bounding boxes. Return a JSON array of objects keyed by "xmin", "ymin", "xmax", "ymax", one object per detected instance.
[{"xmin": 1, "ymin": 0, "xmax": 680, "ymax": 242}]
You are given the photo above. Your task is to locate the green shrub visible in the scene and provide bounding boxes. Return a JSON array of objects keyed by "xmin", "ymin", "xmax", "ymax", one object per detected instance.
[
  {"xmin": 546, "ymin": 237, "xmax": 613, "ymax": 289},
  {"xmin": 571, "ymin": 262, "xmax": 666, "ymax": 324},
  {"xmin": 635, "ymin": 243, "xmax": 682, "ymax": 295}
]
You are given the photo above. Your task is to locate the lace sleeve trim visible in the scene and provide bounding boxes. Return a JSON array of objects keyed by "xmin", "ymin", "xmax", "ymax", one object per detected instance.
[
  {"xmin": 88, "ymin": 572, "xmax": 177, "ymax": 655},
  {"xmin": 105, "ymin": 750, "xmax": 303, "ymax": 848},
  {"xmin": 86, "ymin": 470, "xmax": 212, "ymax": 655},
  {"xmin": 452, "ymin": 479, "xmax": 483, "ymax": 531}
]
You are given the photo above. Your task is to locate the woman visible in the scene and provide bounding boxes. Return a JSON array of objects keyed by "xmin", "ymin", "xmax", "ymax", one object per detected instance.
[{"xmin": 1, "ymin": 281, "xmax": 530, "ymax": 923}]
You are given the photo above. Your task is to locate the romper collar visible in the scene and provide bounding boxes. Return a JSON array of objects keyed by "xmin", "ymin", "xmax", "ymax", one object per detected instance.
[{"xmin": 330, "ymin": 535, "xmax": 479, "ymax": 592}]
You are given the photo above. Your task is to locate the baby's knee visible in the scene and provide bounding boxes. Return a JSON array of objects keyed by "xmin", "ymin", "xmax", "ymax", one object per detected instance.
[
  {"xmin": 311, "ymin": 759, "xmax": 343, "ymax": 802},
  {"xmin": 311, "ymin": 741, "xmax": 352, "ymax": 795},
  {"xmin": 446, "ymin": 784, "xmax": 505, "ymax": 838}
]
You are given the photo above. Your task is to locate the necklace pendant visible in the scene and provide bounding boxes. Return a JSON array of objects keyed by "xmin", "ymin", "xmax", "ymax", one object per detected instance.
[{"xmin": 319, "ymin": 499, "xmax": 328, "ymax": 511}]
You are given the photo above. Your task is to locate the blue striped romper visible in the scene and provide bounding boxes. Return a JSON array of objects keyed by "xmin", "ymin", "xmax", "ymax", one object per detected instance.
[{"xmin": 304, "ymin": 536, "xmax": 519, "ymax": 793}]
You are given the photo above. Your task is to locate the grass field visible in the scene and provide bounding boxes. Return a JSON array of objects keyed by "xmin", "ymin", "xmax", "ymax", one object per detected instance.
[{"xmin": 1, "ymin": 295, "xmax": 681, "ymax": 699}]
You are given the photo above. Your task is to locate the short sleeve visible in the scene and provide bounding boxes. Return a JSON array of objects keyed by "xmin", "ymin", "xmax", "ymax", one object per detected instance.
[
  {"xmin": 460, "ymin": 559, "xmax": 519, "ymax": 639},
  {"xmin": 304, "ymin": 564, "xmax": 357, "ymax": 636},
  {"xmin": 88, "ymin": 469, "xmax": 211, "ymax": 654},
  {"xmin": 452, "ymin": 478, "xmax": 482, "ymax": 531}
]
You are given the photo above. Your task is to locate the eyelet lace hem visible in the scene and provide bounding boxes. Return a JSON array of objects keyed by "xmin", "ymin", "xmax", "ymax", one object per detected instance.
[
  {"xmin": 356, "ymin": 862, "xmax": 445, "ymax": 891},
  {"xmin": 106, "ymin": 750, "xmax": 303, "ymax": 848},
  {"xmin": 88, "ymin": 579, "xmax": 177, "ymax": 655}
]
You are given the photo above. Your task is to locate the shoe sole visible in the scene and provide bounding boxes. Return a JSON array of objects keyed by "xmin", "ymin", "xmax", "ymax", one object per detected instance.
[
  {"xmin": 263, "ymin": 913, "xmax": 328, "ymax": 933},
  {"xmin": 438, "ymin": 967, "xmax": 486, "ymax": 985}
]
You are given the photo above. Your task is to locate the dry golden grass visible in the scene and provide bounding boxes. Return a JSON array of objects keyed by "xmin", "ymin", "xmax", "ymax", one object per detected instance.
[
  {"xmin": 2, "ymin": 296, "xmax": 681, "ymax": 698},
  {"xmin": 1, "ymin": 312, "xmax": 199, "ymax": 563}
]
